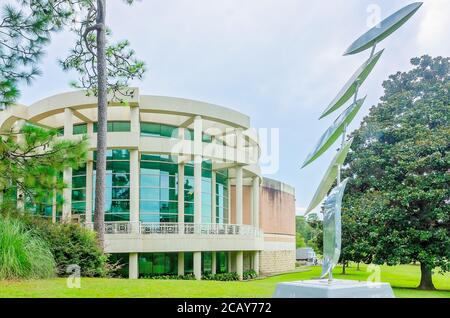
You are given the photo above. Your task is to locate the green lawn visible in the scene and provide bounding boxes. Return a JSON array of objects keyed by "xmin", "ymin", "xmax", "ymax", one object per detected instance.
[{"xmin": 0, "ymin": 264, "xmax": 449, "ymax": 298}]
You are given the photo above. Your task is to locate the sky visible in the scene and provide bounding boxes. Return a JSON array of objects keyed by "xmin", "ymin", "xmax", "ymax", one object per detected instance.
[{"xmin": 17, "ymin": 0, "xmax": 450, "ymax": 216}]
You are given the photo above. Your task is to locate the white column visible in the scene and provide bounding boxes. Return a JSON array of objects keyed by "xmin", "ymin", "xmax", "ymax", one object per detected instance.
[
  {"xmin": 178, "ymin": 163, "xmax": 185, "ymax": 223},
  {"xmin": 252, "ymin": 177, "xmax": 260, "ymax": 228},
  {"xmin": 85, "ymin": 123, "xmax": 94, "ymax": 226},
  {"xmin": 178, "ymin": 252, "xmax": 185, "ymax": 276},
  {"xmin": 51, "ymin": 188, "xmax": 57, "ymax": 223},
  {"xmin": 130, "ymin": 106, "xmax": 140, "ymax": 134},
  {"xmin": 228, "ymin": 252, "xmax": 232, "ymax": 272},
  {"xmin": 211, "ymin": 252, "xmax": 217, "ymax": 274},
  {"xmin": 193, "ymin": 116, "xmax": 203, "ymax": 226},
  {"xmin": 211, "ymin": 171, "xmax": 216, "ymax": 224},
  {"xmin": 62, "ymin": 108, "xmax": 73, "ymax": 222},
  {"xmin": 227, "ymin": 178, "xmax": 231, "ymax": 224},
  {"xmin": 14, "ymin": 120, "xmax": 26, "ymax": 212},
  {"xmin": 129, "ymin": 253, "xmax": 138, "ymax": 279},
  {"xmin": 236, "ymin": 251, "xmax": 244, "ymax": 280},
  {"xmin": 129, "ymin": 149, "xmax": 140, "ymax": 233},
  {"xmin": 235, "ymin": 167, "xmax": 243, "ymax": 225},
  {"xmin": 193, "ymin": 251, "xmax": 202, "ymax": 280},
  {"xmin": 236, "ymin": 128, "xmax": 245, "ymax": 163},
  {"xmin": 178, "ymin": 127, "xmax": 185, "ymax": 225},
  {"xmin": 252, "ymin": 251, "xmax": 260, "ymax": 276}
]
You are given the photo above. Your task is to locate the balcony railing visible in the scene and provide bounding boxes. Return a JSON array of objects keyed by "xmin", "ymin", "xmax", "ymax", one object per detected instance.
[{"xmin": 86, "ymin": 222, "xmax": 263, "ymax": 237}]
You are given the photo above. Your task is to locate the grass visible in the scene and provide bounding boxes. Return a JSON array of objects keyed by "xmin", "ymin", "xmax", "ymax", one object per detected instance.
[
  {"xmin": 0, "ymin": 218, "xmax": 55, "ymax": 280},
  {"xmin": 0, "ymin": 264, "xmax": 449, "ymax": 298}
]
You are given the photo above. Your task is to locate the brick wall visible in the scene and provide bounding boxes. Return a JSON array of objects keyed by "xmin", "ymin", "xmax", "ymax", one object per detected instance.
[{"xmin": 260, "ymin": 250, "xmax": 296, "ymax": 275}]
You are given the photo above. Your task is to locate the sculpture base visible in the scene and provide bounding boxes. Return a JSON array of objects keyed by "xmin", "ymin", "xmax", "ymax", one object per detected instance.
[{"xmin": 273, "ymin": 279, "xmax": 395, "ymax": 298}]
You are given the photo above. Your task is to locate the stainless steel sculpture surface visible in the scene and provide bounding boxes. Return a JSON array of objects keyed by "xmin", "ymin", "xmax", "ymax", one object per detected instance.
[
  {"xmin": 302, "ymin": 97, "xmax": 365, "ymax": 169},
  {"xmin": 301, "ymin": 2, "xmax": 422, "ymax": 283},
  {"xmin": 306, "ymin": 138, "xmax": 353, "ymax": 213},
  {"xmin": 344, "ymin": 2, "xmax": 423, "ymax": 55},
  {"xmin": 320, "ymin": 178, "xmax": 349, "ymax": 279},
  {"xmin": 320, "ymin": 50, "xmax": 383, "ymax": 119}
]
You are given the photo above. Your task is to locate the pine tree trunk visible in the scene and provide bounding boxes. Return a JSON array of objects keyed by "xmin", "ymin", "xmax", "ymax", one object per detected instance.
[
  {"xmin": 342, "ymin": 261, "xmax": 346, "ymax": 275},
  {"xmin": 357, "ymin": 262, "xmax": 360, "ymax": 271},
  {"xmin": 93, "ymin": 0, "xmax": 107, "ymax": 250},
  {"xmin": 418, "ymin": 263, "xmax": 435, "ymax": 290}
]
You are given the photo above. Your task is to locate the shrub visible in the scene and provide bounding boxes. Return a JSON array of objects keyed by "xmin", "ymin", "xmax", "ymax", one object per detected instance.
[
  {"xmin": 202, "ymin": 272, "xmax": 240, "ymax": 281},
  {"xmin": 140, "ymin": 273, "xmax": 196, "ymax": 280},
  {"xmin": 0, "ymin": 217, "xmax": 56, "ymax": 280},
  {"xmin": 23, "ymin": 218, "xmax": 108, "ymax": 277},
  {"xmin": 243, "ymin": 269, "xmax": 258, "ymax": 280}
]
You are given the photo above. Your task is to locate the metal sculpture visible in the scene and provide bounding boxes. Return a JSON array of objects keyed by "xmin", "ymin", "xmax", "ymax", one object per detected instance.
[{"xmin": 301, "ymin": 2, "xmax": 422, "ymax": 282}]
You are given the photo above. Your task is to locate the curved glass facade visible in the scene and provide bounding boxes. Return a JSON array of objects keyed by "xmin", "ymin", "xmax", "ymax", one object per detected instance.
[
  {"xmin": 93, "ymin": 149, "xmax": 131, "ymax": 221},
  {"xmin": 140, "ymin": 154, "xmax": 178, "ymax": 222},
  {"xmin": 67, "ymin": 149, "xmax": 229, "ymax": 223}
]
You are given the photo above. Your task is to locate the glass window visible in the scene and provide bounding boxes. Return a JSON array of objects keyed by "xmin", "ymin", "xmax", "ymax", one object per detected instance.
[
  {"xmin": 202, "ymin": 252, "xmax": 212, "ymax": 274},
  {"xmin": 93, "ymin": 121, "xmax": 131, "ymax": 133},
  {"xmin": 139, "ymin": 253, "xmax": 178, "ymax": 277},
  {"xmin": 93, "ymin": 150, "xmax": 130, "ymax": 221},
  {"xmin": 216, "ymin": 252, "xmax": 229, "ymax": 274},
  {"xmin": 73, "ymin": 123, "xmax": 87, "ymax": 135},
  {"xmin": 184, "ymin": 252, "xmax": 193, "ymax": 274}
]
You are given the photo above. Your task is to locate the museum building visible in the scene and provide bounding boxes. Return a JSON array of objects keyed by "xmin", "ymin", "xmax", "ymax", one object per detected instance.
[{"xmin": 0, "ymin": 89, "xmax": 296, "ymax": 279}]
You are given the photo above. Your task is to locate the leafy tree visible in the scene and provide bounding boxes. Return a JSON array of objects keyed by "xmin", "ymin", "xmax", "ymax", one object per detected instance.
[
  {"xmin": 0, "ymin": 0, "xmax": 77, "ymax": 107},
  {"xmin": 296, "ymin": 232, "xmax": 306, "ymax": 248},
  {"xmin": 0, "ymin": 124, "xmax": 88, "ymax": 212},
  {"xmin": 296, "ymin": 215, "xmax": 320, "ymax": 252},
  {"xmin": 339, "ymin": 193, "xmax": 377, "ymax": 274},
  {"xmin": 60, "ymin": 0, "xmax": 145, "ymax": 248},
  {"xmin": 1, "ymin": 1, "xmax": 145, "ymax": 249},
  {"xmin": 343, "ymin": 55, "xmax": 450, "ymax": 290}
]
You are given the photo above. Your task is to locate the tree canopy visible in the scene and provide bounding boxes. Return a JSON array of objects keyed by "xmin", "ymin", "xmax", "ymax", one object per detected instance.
[{"xmin": 341, "ymin": 55, "xmax": 450, "ymax": 290}]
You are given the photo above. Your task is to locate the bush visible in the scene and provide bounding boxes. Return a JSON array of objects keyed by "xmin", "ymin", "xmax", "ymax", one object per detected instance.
[
  {"xmin": 23, "ymin": 218, "xmax": 108, "ymax": 277},
  {"xmin": 202, "ymin": 272, "xmax": 240, "ymax": 281},
  {"xmin": 140, "ymin": 273, "xmax": 196, "ymax": 280},
  {"xmin": 243, "ymin": 269, "xmax": 258, "ymax": 280},
  {"xmin": 0, "ymin": 217, "xmax": 55, "ymax": 280}
]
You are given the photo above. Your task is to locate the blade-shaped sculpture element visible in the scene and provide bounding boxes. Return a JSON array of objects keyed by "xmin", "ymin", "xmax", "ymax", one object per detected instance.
[
  {"xmin": 305, "ymin": 138, "xmax": 353, "ymax": 214},
  {"xmin": 301, "ymin": 97, "xmax": 365, "ymax": 168},
  {"xmin": 320, "ymin": 178, "xmax": 349, "ymax": 279},
  {"xmin": 344, "ymin": 2, "xmax": 423, "ymax": 55},
  {"xmin": 320, "ymin": 50, "xmax": 383, "ymax": 119}
]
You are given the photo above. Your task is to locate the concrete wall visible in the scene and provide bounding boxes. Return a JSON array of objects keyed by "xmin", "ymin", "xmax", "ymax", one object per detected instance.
[{"xmin": 260, "ymin": 178, "xmax": 296, "ymax": 275}]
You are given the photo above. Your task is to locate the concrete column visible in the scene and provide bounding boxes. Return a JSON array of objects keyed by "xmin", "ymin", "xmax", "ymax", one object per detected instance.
[
  {"xmin": 129, "ymin": 253, "xmax": 138, "ymax": 279},
  {"xmin": 85, "ymin": 161, "xmax": 93, "ymax": 224},
  {"xmin": 130, "ymin": 109, "xmax": 140, "ymax": 232},
  {"xmin": 235, "ymin": 167, "xmax": 243, "ymax": 225},
  {"xmin": 211, "ymin": 171, "xmax": 216, "ymax": 224},
  {"xmin": 252, "ymin": 177, "xmax": 260, "ymax": 228},
  {"xmin": 193, "ymin": 251, "xmax": 202, "ymax": 280},
  {"xmin": 178, "ymin": 163, "xmax": 185, "ymax": 223},
  {"xmin": 193, "ymin": 116, "xmax": 202, "ymax": 226},
  {"xmin": 227, "ymin": 178, "xmax": 231, "ymax": 224},
  {"xmin": 13, "ymin": 120, "xmax": 26, "ymax": 212},
  {"xmin": 178, "ymin": 252, "xmax": 185, "ymax": 276},
  {"xmin": 211, "ymin": 252, "xmax": 217, "ymax": 274},
  {"xmin": 51, "ymin": 188, "xmax": 57, "ymax": 223},
  {"xmin": 177, "ymin": 127, "xmax": 185, "ymax": 225},
  {"xmin": 85, "ymin": 123, "xmax": 94, "ymax": 226},
  {"xmin": 228, "ymin": 252, "xmax": 232, "ymax": 272},
  {"xmin": 129, "ymin": 150, "xmax": 140, "ymax": 233},
  {"xmin": 236, "ymin": 128, "xmax": 245, "ymax": 162},
  {"xmin": 252, "ymin": 251, "xmax": 260, "ymax": 276},
  {"xmin": 130, "ymin": 106, "xmax": 140, "ymax": 134},
  {"xmin": 236, "ymin": 251, "xmax": 244, "ymax": 280},
  {"xmin": 62, "ymin": 108, "xmax": 73, "ymax": 222}
]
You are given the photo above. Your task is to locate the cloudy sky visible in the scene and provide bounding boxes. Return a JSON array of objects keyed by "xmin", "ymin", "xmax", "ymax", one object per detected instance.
[{"xmin": 17, "ymin": 0, "xmax": 450, "ymax": 216}]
